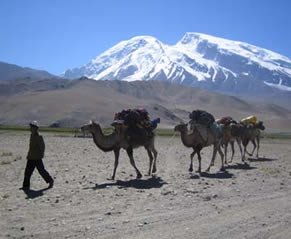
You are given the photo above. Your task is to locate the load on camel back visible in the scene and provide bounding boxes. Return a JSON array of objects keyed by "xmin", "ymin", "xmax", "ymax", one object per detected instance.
[
  {"xmin": 240, "ymin": 115, "xmax": 258, "ymax": 127},
  {"xmin": 112, "ymin": 108, "xmax": 160, "ymax": 141},
  {"xmin": 189, "ymin": 109, "xmax": 222, "ymax": 142}
]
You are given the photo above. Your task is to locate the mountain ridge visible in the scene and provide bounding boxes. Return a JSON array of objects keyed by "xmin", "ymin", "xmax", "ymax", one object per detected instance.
[
  {"xmin": 63, "ymin": 33, "xmax": 291, "ymax": 91},
  {"xmin": 1, "ymin": 78, "xmax": 290, "ymax": 130},
  {"xmin": 0, "ymin": 61, "xmax": 58, "ymax": 81}
]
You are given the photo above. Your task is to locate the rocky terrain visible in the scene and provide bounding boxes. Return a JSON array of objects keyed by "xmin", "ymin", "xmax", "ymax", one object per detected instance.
[{"xmin": 0, "ymin": 131, "xmax": 291, "ymax": 238}]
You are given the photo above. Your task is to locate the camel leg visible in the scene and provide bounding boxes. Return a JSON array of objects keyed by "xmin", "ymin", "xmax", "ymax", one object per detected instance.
[
  {"xmin": 218, "ymin": 146, "xmax": 225, "ymax": 171},
  {"xmin": 229, "ymin": 141, "xmax": 235, "ymax": 163},
  {"xmin": 206, "ymin": 145, "xmax": 218, "ymax": 172},
  {"xmin": 224, "ymin": 142, "xmax": 228, "ymax": 164},
  {"xmin": 112, "ymin": 149, "xmax": 120, "ymax": 180},
  {"xmin": 145, "ymin": 148, "xmax": 153, "ymax": 176},
  {"xmin": 126, "ymin": 147, "xmax": 142, "ymax": 179},
  {"xmin": 189, "ymin": 149, "xmax": 197, "ymax": 172},
  {"xmin": 256, "ymin": 136, "xmax": 260, "ymax": 158},
  {"xmin": 236, "ymin": 138, "xmax": 243, "ymax": 162},
  {"xmin": 242, "ymin": 145, "xmax": 246, "ymax": 162},
  {"xmin": 246, "ymin": 139, "xmax": 256, "ymax": 156},
  {"xmin": 197, "ymin": 150, "xmax": 202, "ymax": 174},
  {"xmin": 152, "ymin": 147, "xmax": 158, "ymax": 174},
  {"xmin": 242, "ymin": 139, "xmax": 249, "ymax": 162}
]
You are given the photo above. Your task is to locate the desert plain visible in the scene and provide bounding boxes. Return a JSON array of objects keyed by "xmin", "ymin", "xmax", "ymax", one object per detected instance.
[{"xmin": 0, "ymin": 131, "xmax": 291, "ymax": 239}]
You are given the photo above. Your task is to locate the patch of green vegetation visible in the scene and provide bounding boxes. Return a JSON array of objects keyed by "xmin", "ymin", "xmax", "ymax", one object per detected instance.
[
  {"xmin": 1, "ymin": 160, "xmax": 11, "ymax": 165},
  {"xmin": 14, "ymin": 156, "xmax": 22, "ymax": 161},
  {"xmin": 262, "ymin": 132, "xmax": 291, "ymax": 140},
  {"xmin": 0, "ymin": 125, "xmax": 77, "ymax": 133},
  {"xmin": 156, "ymin": 128, "xmax": 177, "ymax": 137},
  {"xmin": 260, "ymin": 167, "xmax": 281, "ymax": 175},
  {"xmin": 1, "ymin": 152, "xmax": 13, "ymax": 157},
  {"xmin": 2, "ymin": 194, "xmax": 9, "ymax": 199},
  {"xmin": 1, "ymin": 125, "xmax": 290, "ymax": 139}
]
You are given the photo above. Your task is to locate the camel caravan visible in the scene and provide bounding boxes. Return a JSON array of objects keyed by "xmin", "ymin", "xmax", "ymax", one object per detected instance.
[{"xmin": 81, "ymin": 108, "xmax": 265, "ymax": 179}]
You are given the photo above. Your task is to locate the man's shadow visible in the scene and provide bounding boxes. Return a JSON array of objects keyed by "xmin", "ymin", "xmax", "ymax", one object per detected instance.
[
  {"xmin": 22, "ymin": 187, "xmax": 49, "ymax": 199},
  {"xmin": 85, "ymin": 176, "xmax": 167, "ymax": 190}
]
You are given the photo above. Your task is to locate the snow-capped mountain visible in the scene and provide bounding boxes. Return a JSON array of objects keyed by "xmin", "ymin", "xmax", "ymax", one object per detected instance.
[{"xmin": 63, "ymin": 33, "xmax": 291, "ymax": 94}]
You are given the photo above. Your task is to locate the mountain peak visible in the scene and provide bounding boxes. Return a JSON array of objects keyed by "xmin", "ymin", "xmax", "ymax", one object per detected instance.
[{"xmin": 63, "ymin": 33, "xmax": 291, "ymax": 94}]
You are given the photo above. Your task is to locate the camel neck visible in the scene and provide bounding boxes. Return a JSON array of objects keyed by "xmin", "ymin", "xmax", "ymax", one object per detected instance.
[
  {"xmin": 180, "ymin": 130, "xmax": 195, "ymax": 148},
  {"xmin": 91, "ymin": 125, "xmax": 115, "ymax": 152}
]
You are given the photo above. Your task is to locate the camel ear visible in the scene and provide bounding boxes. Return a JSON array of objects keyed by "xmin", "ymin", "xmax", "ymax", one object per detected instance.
[{"xmin": 90, "ymin": 120, "xmax": 96, "ymax": 125}]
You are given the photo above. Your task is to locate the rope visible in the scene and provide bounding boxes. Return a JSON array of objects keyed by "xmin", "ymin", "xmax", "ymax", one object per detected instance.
[{"xmin": 170, "ymin": 130, "xmax": 177, "ymax": 141}]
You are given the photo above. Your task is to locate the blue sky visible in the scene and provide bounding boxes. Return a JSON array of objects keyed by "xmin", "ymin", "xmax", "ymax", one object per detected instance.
[{"xmin": 1, "ymin": 0, "xmax": 291, "ymax": 75}]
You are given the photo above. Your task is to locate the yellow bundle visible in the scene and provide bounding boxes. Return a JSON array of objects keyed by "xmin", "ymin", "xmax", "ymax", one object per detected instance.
[{"xmin": 240, "ymin": 115, "xmax": 257, "ymax": 125}]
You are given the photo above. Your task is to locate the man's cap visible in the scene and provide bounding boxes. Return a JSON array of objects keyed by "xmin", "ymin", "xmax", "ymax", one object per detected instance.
[{"xmin": 29, "ymin": 121, "xmax": 39, "ymax": 128}]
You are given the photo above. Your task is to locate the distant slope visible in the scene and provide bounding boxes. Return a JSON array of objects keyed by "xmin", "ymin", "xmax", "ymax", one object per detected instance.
[
  {"xmin": 0, "ymin": 61, "xmax": 57, "ymax": 81},
  {"xmin": 0, "ymin": 78, "xmax": 290, "ymax": 130}
]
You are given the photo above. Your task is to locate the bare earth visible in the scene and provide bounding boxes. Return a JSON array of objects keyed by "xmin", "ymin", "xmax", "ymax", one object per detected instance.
[{"xmin": 0, "ymin": 132, "xmax": 291, "ymax": 239}]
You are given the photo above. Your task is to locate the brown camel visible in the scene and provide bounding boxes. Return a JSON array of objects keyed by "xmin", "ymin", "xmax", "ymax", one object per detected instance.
[
  {"xmin": 231, "ymin": 121, "xmax": 265, "ymax": 161},
  {"xmin": 81, "ymin": 121, "xmax": 158, "ymax": 180},
  {"xmin": 174, "ymin": 123, "xmax": 224, "ymax": 174},
  {"xmin": 220, "ymin": 124, "xmax": 243, "ymax": 164}
]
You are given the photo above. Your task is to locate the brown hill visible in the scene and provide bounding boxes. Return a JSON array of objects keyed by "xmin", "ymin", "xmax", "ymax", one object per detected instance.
[{"xmin": 0, "ymin": 78, "xmax": 290, "ymax": 130}]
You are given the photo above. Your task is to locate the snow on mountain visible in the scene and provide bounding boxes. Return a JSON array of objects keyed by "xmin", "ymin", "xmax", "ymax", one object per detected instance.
[{"xmin": 63, "ymin": 33, "xmax": 291, "ymax": 93}]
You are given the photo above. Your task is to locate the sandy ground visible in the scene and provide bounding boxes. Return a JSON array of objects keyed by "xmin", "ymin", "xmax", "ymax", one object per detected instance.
[{"xmin": 0, "ymin": 131, "xmax": 291, "ymax": 239}]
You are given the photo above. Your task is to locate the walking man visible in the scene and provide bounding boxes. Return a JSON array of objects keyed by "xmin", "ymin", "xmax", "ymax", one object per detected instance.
[{"xmin": 21, "ymin": 121, "xmax": 54, "ymax": 191}]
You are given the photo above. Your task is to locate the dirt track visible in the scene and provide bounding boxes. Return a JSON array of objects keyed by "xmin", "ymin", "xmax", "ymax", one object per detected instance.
[{"xmin": 1, "ymin": 132, "xmax": 291, "ymax": 239}]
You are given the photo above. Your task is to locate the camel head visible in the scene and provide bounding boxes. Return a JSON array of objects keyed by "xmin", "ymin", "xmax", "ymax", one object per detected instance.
[
  {"xmin": 256, "ymin": 121, "xmax": 265, "ymax": 131},
  {"xmin": 81, "ymin": 120, "xmax": 100, "ymax": 134},
  {"xmin": 174, "ymin": 123, "xmax": 188, "ymax": 133}
]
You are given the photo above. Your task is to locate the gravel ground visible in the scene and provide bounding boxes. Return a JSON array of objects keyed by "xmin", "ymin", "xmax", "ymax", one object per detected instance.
[{"xmin": 0, "ymin": 131, "xmax": 291, "ymax": 239}]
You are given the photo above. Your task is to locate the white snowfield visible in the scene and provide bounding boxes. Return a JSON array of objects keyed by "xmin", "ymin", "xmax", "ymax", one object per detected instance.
[{"xmin": 63, "ymin": 33, "xmax": 291, "ymax": 92}]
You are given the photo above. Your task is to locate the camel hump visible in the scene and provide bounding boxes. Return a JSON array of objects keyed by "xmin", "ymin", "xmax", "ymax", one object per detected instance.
[
  {"xmin": 189, "ymin": 110, "xmax": 215, "ymax": 127},
  {"xmin": 217, "ymin": 116, "xmax": 236, "ymax": 125},
  {"xmin": 112, "ymin": 108, "xmax": 159, "ymax": 139}
]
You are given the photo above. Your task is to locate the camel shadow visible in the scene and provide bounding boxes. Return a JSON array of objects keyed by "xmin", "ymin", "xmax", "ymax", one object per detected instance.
[
  {"xmin": 189, "ymin": 174, "xmax": 200, "ymax": 179},
  {"xmin": 248, "ymin": 157, "xmax": 277, "ymax": 162},
  {"xmin": 200, "ymin": 170, "xmax": 234, "ymax": 179},
  {"xmin": 225, "ymin": 163, "xmax": 256, "ymax": 170},
  {"xmin": 23, "ymin": 187, "xmax": 49, "ymax": 199},
  {"xmin": 88, "ymin": 176, "xmax": 167, "ymax": 190}
]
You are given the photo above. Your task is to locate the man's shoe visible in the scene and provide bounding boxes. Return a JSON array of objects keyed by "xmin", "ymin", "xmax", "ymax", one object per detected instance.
[
  {"xmin": 48, "ymin": 180, "xmax": 54, "ymax": 189},
  {"xmin": 19, "ymin": 186, "xmax": 30, "ymax": 191}
]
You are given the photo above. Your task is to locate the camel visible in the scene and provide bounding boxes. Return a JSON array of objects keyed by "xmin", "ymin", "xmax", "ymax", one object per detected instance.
[
  {"xmin": 219, "ymin": 124, "xmax": 243, "ymax": 164},
  {"xmin": 231, "ymin": 121, "xmax": 265, "ymax": 161},
  {"xmin": 81, "ymin": 121, "xmax": 158, "ymax": 180},
  {"xmin": 174, "ymin": 122, "xmax": 224, "ymax": 174}
]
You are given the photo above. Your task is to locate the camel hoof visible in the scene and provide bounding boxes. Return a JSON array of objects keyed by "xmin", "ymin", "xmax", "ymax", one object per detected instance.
[
  {"xmin": 220, "ymin": 167, "xmax": 226, "ymax": 172},
  {"xmin": 205, "ymin": 168, "xmax": 210, "ymax": 173},
  {"xmin": 152, "ymin": 168, "xmax": 157, "ymax": 174},
  {"xmin": 136, "ymin": 174, "xmax": 142, "ymax": 179},
  {"xmin": 189, "ymin": 167, "xmax": 193, "ymax": 172}
]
